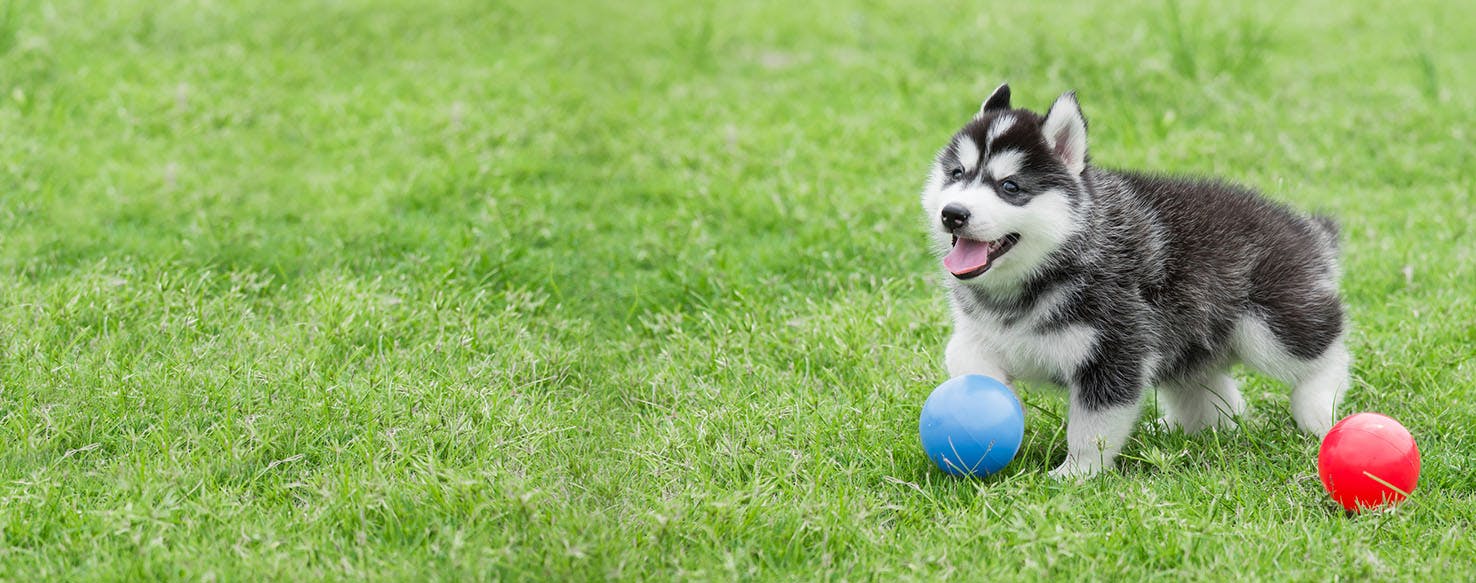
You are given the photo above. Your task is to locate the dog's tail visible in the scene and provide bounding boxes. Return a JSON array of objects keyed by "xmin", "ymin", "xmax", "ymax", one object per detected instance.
[{"xmin": 1311, "ymin": 214, "xmax": 1340, "ymax": 250}]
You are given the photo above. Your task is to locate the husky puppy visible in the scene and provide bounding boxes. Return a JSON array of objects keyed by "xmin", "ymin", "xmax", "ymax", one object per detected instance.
[{"xmin": 922, "ymin": 84, "xmax": 1348, "ymax": 478}]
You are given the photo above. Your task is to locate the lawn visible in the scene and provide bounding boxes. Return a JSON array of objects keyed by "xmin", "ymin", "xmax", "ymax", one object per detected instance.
[{"xmin": 1, "ymin": 0, "xmax": 1473, "ymax": 579}]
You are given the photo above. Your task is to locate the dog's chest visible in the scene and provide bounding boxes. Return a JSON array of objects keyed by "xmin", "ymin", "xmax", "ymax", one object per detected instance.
[{"xmin": 964, "ymin": 308, "xmax": 1099, "ymax": 386}]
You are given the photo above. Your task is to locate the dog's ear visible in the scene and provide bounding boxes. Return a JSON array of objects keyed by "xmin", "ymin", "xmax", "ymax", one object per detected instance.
[
  {"xmin": 1041, "ymin": 91, "xmax": 1088, "ymax": 176},
  {"xmin": 977, "ymin": 83, "xmax": 1011, "ymax": 116}
]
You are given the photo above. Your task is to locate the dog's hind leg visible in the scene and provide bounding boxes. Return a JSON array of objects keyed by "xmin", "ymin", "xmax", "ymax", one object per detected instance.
[
  {"xmin": 1157, "ymin": 371, "xmax": 1246, "ymax": 434},
  {"xmin": 1288, "ymin": 339, "xmax": 1350, "ymax": 436},
  {"xmin": 1233, "ymin": 305, "xmax": 1348, "ymax": 436}
]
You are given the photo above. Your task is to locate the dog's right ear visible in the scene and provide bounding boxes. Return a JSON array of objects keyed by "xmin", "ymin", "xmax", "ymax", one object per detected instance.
[
  {"xmin": 1041, "ymin": 91, "xmax": 1088, "ymax": 176},
  {"xmin": 977, "ymin": 83, "xmax": 1011, "ymax": 116}
]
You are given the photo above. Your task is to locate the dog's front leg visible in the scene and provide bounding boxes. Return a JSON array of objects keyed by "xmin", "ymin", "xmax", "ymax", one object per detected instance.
[
  {"xmin": 1049, "ymin": 359, "xmax": 1144, "ymax": 479},
  {"xmin": 944, "ymin": 327, "xmax": 1007, "ymax": 381}
]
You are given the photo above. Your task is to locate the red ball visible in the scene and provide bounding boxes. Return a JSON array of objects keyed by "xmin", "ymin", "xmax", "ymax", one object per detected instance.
[{"xmin": 1318, "ymin": 413, "xmax": 1420, "ymax": 512}]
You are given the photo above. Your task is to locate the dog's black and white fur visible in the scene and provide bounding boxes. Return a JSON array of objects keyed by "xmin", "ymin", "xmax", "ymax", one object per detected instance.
[{"xmin": 922, "ymin": 84, "xmax": 1348, "ymax": 478}]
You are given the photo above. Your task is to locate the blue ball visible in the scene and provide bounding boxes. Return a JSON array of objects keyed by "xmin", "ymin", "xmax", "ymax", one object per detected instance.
[{"xmin": 919, "ymin": 375, "xmax": 1025, "ymax": 477}]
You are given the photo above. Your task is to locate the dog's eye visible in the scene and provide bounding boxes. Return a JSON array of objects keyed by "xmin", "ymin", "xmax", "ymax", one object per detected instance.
[
  {"xmin": 949, "ymin": 168, "xmax": 964, "ymax": 180},
  {"xmin": 1000, "ymin": 179, "xmax": 1021, "ymax": 194}
]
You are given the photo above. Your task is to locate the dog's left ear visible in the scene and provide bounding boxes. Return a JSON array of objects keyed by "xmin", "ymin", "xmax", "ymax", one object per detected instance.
[
  {"xmin": 1041, "ymin": 91, "xmax": 1088, "ymax": 176},
  {"xmin": 977, "ymin": 83, "xmax": 1011, "ymax": 116}
]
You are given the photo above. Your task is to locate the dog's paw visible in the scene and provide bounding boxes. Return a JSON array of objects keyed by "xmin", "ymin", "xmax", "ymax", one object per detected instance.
[
  {"xmin": 1048, "ymin": 459, "xmax": 1108, "ymax": 480},
  {"xmin": 1153, "ymin": 416, "xmax": 1180, "ymax": 433}
]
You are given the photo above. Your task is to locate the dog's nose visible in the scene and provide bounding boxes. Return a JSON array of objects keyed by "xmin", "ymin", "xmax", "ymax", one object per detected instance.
[{"xmin": 940, "ymin": 204, "xmax": 971, "ymax": 231}]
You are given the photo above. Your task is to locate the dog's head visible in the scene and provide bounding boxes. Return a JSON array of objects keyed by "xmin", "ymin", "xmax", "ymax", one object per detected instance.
[{"xmin": 921, "ymin": 84, "xmax": 1091, "ymax": 289}]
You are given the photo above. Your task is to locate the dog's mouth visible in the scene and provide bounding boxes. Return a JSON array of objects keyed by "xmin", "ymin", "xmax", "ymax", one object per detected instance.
[{"xmin": 944, "ymin": 234, "xmax": 1020, "ymax": 279}]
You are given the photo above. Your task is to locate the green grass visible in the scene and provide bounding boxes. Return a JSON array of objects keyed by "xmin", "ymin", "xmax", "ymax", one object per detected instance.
[{"xmin": 1, "ymin": 0, "xmax": 1473, "ymax": 579}]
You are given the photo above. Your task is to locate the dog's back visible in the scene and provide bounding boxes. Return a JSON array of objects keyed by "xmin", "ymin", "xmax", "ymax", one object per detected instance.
[{"xmin": 1081, "ymin": 169, "xmax": 1344, "ymax": 387}]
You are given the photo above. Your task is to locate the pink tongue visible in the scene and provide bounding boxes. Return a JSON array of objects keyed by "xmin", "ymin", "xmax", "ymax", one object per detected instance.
[{"xmin": 944, "ymin": 238, "xmax": 992, "ymax": 275}]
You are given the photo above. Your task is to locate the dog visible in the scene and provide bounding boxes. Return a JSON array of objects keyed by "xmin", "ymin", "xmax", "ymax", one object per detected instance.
[{"xmin": 921, "ymin": 84, "xmax": 1348, "ymax": 478}]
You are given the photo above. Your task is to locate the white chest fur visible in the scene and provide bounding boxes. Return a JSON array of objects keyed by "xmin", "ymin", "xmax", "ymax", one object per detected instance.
[{"xmin": 947, "ymin": 286, "xmax": 1099, "ymax": 386}]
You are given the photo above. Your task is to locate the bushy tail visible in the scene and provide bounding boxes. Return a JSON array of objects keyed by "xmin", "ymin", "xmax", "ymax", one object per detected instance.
[
  {"xmin": 1311, "ymin": 213, "xmax": 1344, "ymax": 284},
  {"xmin": 1311, "ymin": 214, "xmax": 1340, "ymax": 249}
]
